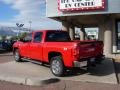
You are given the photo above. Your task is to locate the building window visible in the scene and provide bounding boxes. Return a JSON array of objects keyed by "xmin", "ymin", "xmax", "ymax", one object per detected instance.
[
  {"xmin": 116, "ymin": 20, "xmax": 120, "ymax": 50},
  {"xmin": 75, "ymin": 27, "xmax": 98, "ymax": 40},
  {"xmin": 85, "ymin": 27, "xmax": 99, "ymax": 40}
]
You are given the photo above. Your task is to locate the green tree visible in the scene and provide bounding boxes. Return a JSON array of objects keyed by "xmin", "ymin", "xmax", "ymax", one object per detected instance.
[
  {"xmin": 1, "ymin": 36, "xmax": 6, "ymax": 41},
  {"xmin": 19, "ymin": 32, "xmax": 28, "ymax": 39},
  {"xmin": 11, "ymin": 36, "xmax": 18, "ymax": 41},
  {"xmin": 11, "ymin": 32, "xmax": 28, "ymax": 41}
]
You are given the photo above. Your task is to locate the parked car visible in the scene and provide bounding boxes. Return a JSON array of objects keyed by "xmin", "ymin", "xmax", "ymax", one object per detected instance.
[
  {"xmin": 13, "ymin": 30, "xmax": 104, "ymax": 76},
  {"xmin": 0, "ymin": 40, "xmax": 15, "ymax": 51}
]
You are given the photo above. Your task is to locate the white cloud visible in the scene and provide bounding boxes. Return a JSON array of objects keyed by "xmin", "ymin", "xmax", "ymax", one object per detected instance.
[
  {"xmin": 1, "ymin": 0, "xmax": 62, "ymax": 29},
  {"xmin": 0, "ymin": 21, "xmax": 15, "ymax": 27},
  {"xmin": 0, "ymin": 19, "xmax": 62, "ymax": 30}
]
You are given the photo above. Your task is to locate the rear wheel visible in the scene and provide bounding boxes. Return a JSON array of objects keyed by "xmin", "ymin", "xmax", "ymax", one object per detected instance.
[
  {"xmin": 50, "ymin": 56, "xmax": 65, "ymax": 77},
  {"xmin": 14, "ymin": 49, "xmax": 22, "ymax": 62}
]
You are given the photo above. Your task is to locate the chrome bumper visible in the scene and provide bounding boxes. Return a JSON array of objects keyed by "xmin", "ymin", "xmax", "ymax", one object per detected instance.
[{"xmin": 73, "ymin": 60, "xmax": 87, "ymax": 67}]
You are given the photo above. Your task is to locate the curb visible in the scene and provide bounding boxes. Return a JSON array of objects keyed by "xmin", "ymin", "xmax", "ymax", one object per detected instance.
[
  {"xmin": 0, "ymin": 75, "xmax": 26, "ymax": 85},
  {"xmin": 0, "ymin": 74, "xmax": 60, "ymax": 86}
]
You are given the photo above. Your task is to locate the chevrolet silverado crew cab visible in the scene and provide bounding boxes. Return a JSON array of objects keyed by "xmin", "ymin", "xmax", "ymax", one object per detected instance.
[{"xmin": 13, "ymin": 30, "xmax": 104, "ymax": 76}]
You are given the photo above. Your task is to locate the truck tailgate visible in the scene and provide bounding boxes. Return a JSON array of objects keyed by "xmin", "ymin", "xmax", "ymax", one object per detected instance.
[{"xmin": 79, "ymin": 41, "xmax": 103, "ymax": 59}]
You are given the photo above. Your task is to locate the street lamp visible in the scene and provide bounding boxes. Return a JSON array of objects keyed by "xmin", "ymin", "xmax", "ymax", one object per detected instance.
[
  {"xmin": 29, "ymin": 21, "xmax": 32, "ymax": 32},
  {"xmin": 16, "ymin": 23, "xmax": 24, "ymax": 36}
]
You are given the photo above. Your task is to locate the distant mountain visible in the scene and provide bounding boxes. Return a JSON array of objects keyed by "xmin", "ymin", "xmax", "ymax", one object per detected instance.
[{"xmin": 0, "ymin": 26, "xmax": 29, "ymax": 36}]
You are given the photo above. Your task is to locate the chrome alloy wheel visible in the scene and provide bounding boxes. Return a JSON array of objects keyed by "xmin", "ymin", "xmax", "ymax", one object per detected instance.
[
  {"xmin": 14, "ymin": 49, "xmax": 22, "ymax": 62},
  {"xmin": 51, "ymin": 59, "xmax": 61, "ymax": 75}
]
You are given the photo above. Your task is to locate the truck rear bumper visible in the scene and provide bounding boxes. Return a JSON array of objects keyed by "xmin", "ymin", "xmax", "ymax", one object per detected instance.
[
  {"xmin": 73, "ymin": 60, "xmax": 87, "ymax": 67},
  {"xmin": 73, "ymin": 55, "xmax": 105, "ymax": 67}
]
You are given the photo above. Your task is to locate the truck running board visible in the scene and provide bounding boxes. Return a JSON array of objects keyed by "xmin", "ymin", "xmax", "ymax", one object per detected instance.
[{"xmin": 21, "ymin": 58, "xmax": 47, "ymax": 66}]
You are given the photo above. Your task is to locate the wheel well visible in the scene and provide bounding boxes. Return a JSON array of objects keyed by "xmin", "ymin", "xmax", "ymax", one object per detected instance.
[
  {"xmin": 48, "ymin": 52, "xmax": 62, "ymax": 62},
  {"xmin": 13, "ymin": 48, "xmax": 18, "ymax": 54}
]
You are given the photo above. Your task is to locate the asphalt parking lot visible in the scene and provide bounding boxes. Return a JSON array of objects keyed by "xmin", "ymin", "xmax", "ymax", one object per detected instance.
[
  {"xmin": 0, "ymin": 52, "xmax": 118, "ymax": 86},
  {"xmin": 0, "ymin": 51, "xmax": 13, "ymax": 63}
]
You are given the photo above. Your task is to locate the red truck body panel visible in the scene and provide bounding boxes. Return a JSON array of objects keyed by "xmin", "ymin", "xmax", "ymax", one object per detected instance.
[{"xmin": 13, "ymin": 30, "xmax": 103, "ymax": 68}]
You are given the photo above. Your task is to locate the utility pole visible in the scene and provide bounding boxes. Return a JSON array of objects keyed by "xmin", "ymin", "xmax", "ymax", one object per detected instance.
[
  {"xmin": 29, "ymin": 21, "xmax": 32, "ymax": 32},
  {"xmin": 16, "ymin": 23, "xmax": 24, "ymax": 36}
]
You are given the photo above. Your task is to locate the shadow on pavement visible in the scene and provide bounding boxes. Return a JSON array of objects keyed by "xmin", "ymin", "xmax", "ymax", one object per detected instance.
[
  {"xmin": 115, "ymin": 61, "xmax": 120, "ymax": 74},
  {"xmin": 0, "ymin": 50, "xmax": 12, "ymax": 54},
  {"xmin": 114, "ymin": 61, "xmax": 120, "ymax": 83},
  {"xmin": 42, "ymin": 78, "xmax": 60, "ymax": 85},
  {"xmin": 64, "ymin": 68, "xmax": 88, "ymax": 77},
  {"xmin": 63, "ymin": 59, "xmax": 115, "ymax": 77}
]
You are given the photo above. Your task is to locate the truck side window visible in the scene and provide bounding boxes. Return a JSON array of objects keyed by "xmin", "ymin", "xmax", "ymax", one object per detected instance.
[
  {"xmin": 33, "ymin": 32, "xmax": 43, "ymax": 42},
  {"xmin": 24, "ymin": 33, "xmax": 32, "ymax": 42}
]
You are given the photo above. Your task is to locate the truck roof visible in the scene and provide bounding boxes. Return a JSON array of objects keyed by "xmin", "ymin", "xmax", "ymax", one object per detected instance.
[{"xmin": 31, "ymin": 30, "xmax": 64, "ymax": 33}]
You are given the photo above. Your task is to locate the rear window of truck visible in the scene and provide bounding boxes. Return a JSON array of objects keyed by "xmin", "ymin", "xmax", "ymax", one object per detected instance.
[{"xmin": 45, "ymin": 31, "xmax": 71, "ymax": 42}]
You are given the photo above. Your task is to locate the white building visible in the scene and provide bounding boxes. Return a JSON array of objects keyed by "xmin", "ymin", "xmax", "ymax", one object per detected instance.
[{"xmin": 46, "ymin": 0, "xmax": 120, "ymax": 58}]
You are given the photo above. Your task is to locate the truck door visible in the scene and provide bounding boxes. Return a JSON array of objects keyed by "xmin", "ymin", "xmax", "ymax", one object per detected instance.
[
  {"xmin": 19, "ymin": 33, "xmax": 32, "ymax": 58},
  {"xmin": 29, "ymin": 32, "xmax": 43, "ymax": 61}
]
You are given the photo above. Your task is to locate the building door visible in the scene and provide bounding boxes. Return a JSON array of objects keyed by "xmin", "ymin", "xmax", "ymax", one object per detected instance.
[{"xmin": 30, "ymin": 32, "xmax": 43, "ymax": 60}]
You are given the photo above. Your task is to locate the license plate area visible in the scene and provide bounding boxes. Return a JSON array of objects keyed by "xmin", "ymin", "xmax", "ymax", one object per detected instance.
[
  {"xmin": 80, "ymin": 61, "xmax": 87, "ymax": 67},
  {"xmin": 90, "ymin": 58, "xmax": 95, "ymax": 62}
]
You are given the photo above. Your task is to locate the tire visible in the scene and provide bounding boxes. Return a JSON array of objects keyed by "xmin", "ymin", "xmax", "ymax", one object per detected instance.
[
  {"xmin": 50, "ymin": 56, "xmax": 65, "ymax": 77},
  {"xmin": 95, "ymin": 56, "xmax": 104, "ymax": 64},
  {"xmin": 14, "ymin": 49, "xmax": 22, "ymax": 62}
]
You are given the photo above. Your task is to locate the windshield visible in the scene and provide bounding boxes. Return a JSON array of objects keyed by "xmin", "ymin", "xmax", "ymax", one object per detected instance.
[{"xmin": 45, "ymin": 31, "xmax": 71, "ymax": 42}]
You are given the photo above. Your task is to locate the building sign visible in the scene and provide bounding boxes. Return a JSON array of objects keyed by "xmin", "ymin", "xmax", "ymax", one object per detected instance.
[{"xmin": 58, "ymin": 0, "xmax": 105, "ymax": 11}]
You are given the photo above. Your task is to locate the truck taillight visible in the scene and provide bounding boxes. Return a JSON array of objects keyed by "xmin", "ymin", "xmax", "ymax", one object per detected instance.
[
  {"xmin": 73, "ymin": 48, "xmax": 79, "ymax": 55},
  {"xmin": 73, "ymin": 44, "xmax": 80, "ymax": 58}
]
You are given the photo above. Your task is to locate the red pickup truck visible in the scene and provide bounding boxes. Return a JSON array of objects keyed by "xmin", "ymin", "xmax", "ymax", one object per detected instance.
[{"xmin": 13, "ymin": 30, "xmax": 104, "ymax": 76}]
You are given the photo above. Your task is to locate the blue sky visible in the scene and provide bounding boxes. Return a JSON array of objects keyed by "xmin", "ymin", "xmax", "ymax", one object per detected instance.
[
  {"xmin": 0, "ymin": 1, "xmax": 18, "ymax": 21},
  {"xmin": 0, "ymin": 0, "xmax": 61, "ymax": 29}
]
